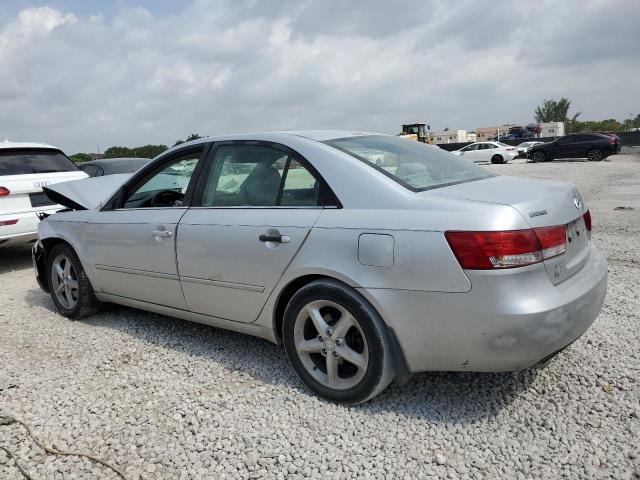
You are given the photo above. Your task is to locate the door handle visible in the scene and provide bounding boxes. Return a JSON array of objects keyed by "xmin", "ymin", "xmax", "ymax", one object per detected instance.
[
  {"xmin": 151, "ymin": 230, "xmax": 173, "ymax": 238},
  {"xmin": 259, "ymin": 234, "xmax": 290, "ymax": 243}
]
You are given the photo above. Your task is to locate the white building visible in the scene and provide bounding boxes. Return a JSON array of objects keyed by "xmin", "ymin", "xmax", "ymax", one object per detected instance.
[
  {"xmin": 432, "ymin": 129, "xmax": 468, "ymax": 144},
  {"xmin": 539, "ymin": 122, "xmax": 565, "ymax": 138}
]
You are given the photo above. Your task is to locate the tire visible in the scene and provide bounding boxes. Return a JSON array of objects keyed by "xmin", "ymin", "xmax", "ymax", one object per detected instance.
[
  {"xmin": 532, "ymin": 151, "xmax": 546, "ymax": 163},
  {"xmin": 587, "ymin": 148, "xmax": 604, "ymax": 161},
  {"xmin": 46, "ymin": 243, "xmax": 101, "ymax": 319},
  {"xmin": 282, "ymin": 279, "xmax": 395, "ymax": 404},
  {"xmin": 491, "ymin": 155, "xmax": 505, "ymax": 164}
]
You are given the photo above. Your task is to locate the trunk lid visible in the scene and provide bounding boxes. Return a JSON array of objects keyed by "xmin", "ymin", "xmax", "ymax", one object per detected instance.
[{"xmin": 428, "ymin": 175, "xmax": 591, "ymax": 284}]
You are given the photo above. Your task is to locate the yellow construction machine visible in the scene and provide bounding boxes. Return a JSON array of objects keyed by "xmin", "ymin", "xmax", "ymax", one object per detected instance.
[{"xmin": 398, "ymin": 123, "xmax": 432, "ymax": 144}]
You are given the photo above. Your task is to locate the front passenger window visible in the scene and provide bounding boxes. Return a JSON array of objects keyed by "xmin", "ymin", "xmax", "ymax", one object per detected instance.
[{"xmin": 123, "ymin": 150, "xmax": 201, "ymax": 209}]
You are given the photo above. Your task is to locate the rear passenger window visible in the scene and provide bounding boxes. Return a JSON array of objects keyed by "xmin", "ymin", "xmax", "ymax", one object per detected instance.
[
  {"xmin": 202, "ymin": 145, "xmax": 287, "ymax": 207},
  {"xmin": 82, "ymin": 165, "xmax": 98, "ymax": 176},
  {"xmin": 201, "ymin": 145, "xmax": 331, "ymax": 207}
]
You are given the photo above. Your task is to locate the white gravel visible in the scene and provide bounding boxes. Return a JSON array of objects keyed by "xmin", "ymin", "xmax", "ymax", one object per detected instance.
[{"xmin": 1, "ymin": 155, "xmax": 639, "ymax": 479}]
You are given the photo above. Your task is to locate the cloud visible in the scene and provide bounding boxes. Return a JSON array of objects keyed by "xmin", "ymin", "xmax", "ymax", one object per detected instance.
[{"xmin": 0, "ymin": 1, "xmax": 638, "ymax": 153}]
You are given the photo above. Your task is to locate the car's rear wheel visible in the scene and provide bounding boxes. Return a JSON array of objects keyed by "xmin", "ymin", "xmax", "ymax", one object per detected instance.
[
  {"xmin": 587, "ymin": 148, "xmax": 604, "ymax": 161},
  {"xmin": 532, "ymin": 151, "xmax": 546, "ymax": 163},
  {"xmin": 46, "ymin": 243, "xmax": 100, "ymax": 319},
  {"xmin": 491, "ymin": 154, "xmax": 505, "ymax": 164},
  {"xmin": 282, "ymin": 279, "xmax": 395, "ymax": 404}
]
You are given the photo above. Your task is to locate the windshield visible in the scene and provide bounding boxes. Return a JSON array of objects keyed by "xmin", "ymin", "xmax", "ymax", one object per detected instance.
[
  {"xmin": 326, "ymin": 135, "xmax": 494, "ymax": 191},
  {"xmin": 0, "ymin": 149, "xmax": 78, "ymax": 175},
  {"xmin": 496, "ymin": 142, "xmax": 510, "ymax": 147}
]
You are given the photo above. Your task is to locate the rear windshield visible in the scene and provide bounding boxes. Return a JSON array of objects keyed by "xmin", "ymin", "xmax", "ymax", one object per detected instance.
[
  {"xmin": 325, "ymin": 135, "xmax": 495, "ymax": 191},
  {"xmin": 0, "ymin": 149, "xmax": 78, "ymax": 175}
]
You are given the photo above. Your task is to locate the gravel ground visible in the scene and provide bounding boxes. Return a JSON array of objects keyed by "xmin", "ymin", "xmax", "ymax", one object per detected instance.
[{"xmin": 1, "ymin": 155, "xmax": 639, "ymax": 479}]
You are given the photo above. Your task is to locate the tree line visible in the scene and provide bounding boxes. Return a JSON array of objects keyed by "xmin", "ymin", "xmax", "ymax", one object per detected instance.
[
  {"xmin": 534, "ymin": 98, "xmax": 639, "ymax": 133},
  {"xmin": 70, "ymin": 133, "xmax": 203, "ymax": 163}
]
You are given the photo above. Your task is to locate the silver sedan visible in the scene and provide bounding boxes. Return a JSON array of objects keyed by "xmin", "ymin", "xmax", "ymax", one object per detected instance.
[{"xmin": 33, "ymin": 131, "xmax": 608, "ymax": 404}]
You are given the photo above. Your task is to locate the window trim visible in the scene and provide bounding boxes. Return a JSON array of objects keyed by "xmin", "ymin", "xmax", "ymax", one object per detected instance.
[
  {"xmin": 102, "ymin": 143, "xmax": 211, "ymax": 211},
  {"xmin": 191, "ymin": 140, "xmax": 341, "ymax": 209}
]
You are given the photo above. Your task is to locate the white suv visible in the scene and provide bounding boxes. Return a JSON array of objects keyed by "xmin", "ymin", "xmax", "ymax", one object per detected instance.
[{"xmin": 0, "ymin": 141, "xmax": 88, "ymax": 247}]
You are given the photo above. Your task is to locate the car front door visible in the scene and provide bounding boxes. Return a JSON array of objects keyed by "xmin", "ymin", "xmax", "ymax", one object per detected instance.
[
  {"xmin": 459, "ymin": 143, "xmax": 479, "ymax": 162},
  {"xmin": 472, "ymin": 143, "xmax": 491, "ymax": 162},
  {"xmin": 177, "ymin": 142, "xmax": 337, "ymax": 323},
  {"xmin": 86, "ymin": 145, "xmax": 206, "ymax": 308},
  {"xmin": 549, "ymin": 136, "xmax": 574, "ymax": 158}
]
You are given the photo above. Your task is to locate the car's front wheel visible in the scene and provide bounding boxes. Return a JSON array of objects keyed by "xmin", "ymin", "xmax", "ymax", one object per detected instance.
[
  {"xmin": 283, "ymin": 279, "xmax": 395, "ymax": 404},
  {"xmin": 532, "ymin": 151, "xmax": 546, "ymax": 163},
  {"xmin": 587, "ymin": 148, "xmax": 604, "ymax": 161},
  {"xmin": 46, "ymin": 243, "xmax": 101, "ymax": 319}
]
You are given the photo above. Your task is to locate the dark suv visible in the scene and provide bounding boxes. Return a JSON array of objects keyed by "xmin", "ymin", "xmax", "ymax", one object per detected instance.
[{"xmin": 528, "ymin": 133, "xmax": 619, "ymax": 162}]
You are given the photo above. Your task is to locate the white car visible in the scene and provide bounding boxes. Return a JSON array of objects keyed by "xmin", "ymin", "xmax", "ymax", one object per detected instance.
[
  {"xmin": 452, "ymin": 142, "xmax": 517, "ymax": 164},
  {"xmin": 516, "ymin": 141, "xmax": 545, "ymax": 158},
  {"xmin": 0, "ymin": 141, "xmax": 87, "ymax": 247}
]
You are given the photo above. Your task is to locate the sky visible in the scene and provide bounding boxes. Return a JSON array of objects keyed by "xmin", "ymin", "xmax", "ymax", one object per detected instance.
[{"xmin": 0, "ymin": 0, "xmax": 639, "ymax": 154}]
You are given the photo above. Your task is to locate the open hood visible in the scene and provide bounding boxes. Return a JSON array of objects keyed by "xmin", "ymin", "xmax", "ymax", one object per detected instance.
[{"xmin": 43, "ymin": 174, "xmax": 130, "ymax": 210}]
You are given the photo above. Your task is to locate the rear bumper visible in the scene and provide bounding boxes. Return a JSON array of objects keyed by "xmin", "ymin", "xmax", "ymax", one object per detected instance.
[
  {"xmin": 0, "ymin": 212, "xmax": 40, "ymax": 246},
  {"xmin": 1, "ymin": 208, "xmax": 61, "ymax": 247},
  {"xmin": 360, "ymin": 244, "xmax": 608, "ymax": 373}
]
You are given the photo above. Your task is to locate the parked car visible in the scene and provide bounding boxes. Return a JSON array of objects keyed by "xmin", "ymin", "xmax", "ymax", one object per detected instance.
[
  {"xmin": 452, "ymin": 141, "xmax": 517, "ymax": 164},
  {"xmin": 79, "ymin": 158, "xmax": 150, "ymax": 177},
  {"xmin": 33, "ymin": 131, "xmax": 607, "ymax": 404},
  {"xmin": 0, "ymin": 141, "xmax": 87, "ymax": 248},
  {"xmin": 516, "ymin": 141, "xmax": 545, "ymax": 158},
  {"xmin": 528, "ymin": 133, "xmax": 619, "ymax": 162}
]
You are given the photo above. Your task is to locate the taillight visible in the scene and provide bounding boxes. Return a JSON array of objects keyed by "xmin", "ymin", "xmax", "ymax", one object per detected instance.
[
  {"xmin": 445, "ymin": 226, "xmax": 566, "ymax": 270},
  {"xmin": 505, "ymin": 147, "xmax": 515, "ymax": 151},
  {"xmin": 533, "ymin": 226, "xmax": 566, "ymax": 259},
  {"xmin": 0, "ymin": 187, "xmax": 10, "ymax": 196},
  {"xmin": 0, "ymin": 219, "xmax": 18, "ymax": 226},
  {"xmin": 607, "ymin": 138, "xmax": 615, "ymax": 144},
  {"xmin": 583, "ymin": 210, "xmax": 592, "ymax": 231}
]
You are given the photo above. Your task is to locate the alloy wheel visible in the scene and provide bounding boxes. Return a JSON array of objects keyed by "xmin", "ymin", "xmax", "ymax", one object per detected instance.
[
  {"xmin": 50, "ymin": 254, "xmax": 79, "ymax": 309},
  {"xmin": 588, "ymin": 149, "xmax": 603, "ymax": 161},
  {"xmin": 293, "ymin": 299, "xmax": 369, "ymax": 390}
]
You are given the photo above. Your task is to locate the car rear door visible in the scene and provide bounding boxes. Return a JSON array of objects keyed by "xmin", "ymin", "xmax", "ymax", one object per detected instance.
[
  {"xmin": 176, "ymin": 141, "xmax": 335, "ymax": 323},
  {"xmin": 85, "ymin": 145, "xmax": 207, "ymax": 308}
]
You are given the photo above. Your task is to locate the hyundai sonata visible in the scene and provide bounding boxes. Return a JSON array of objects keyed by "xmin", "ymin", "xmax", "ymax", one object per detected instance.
[{"xmin": 33, "ymin": 131, "xmax": 608, "ymax": 403}]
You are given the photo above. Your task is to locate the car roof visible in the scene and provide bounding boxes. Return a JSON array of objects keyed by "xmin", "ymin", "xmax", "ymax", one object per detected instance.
[
  {"xmin": 0, "ymin": 139, "xmax": 61, "ymax": 151},
  {"xmin": 158, "ymin": 130, "xmax": 384, "ymax": 157}
]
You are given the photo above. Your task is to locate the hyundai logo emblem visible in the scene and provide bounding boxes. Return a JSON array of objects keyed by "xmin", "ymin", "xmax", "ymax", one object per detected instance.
[{"xmin": 573, "ymin": 195, "xmax": 582, "ymax": 209}]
